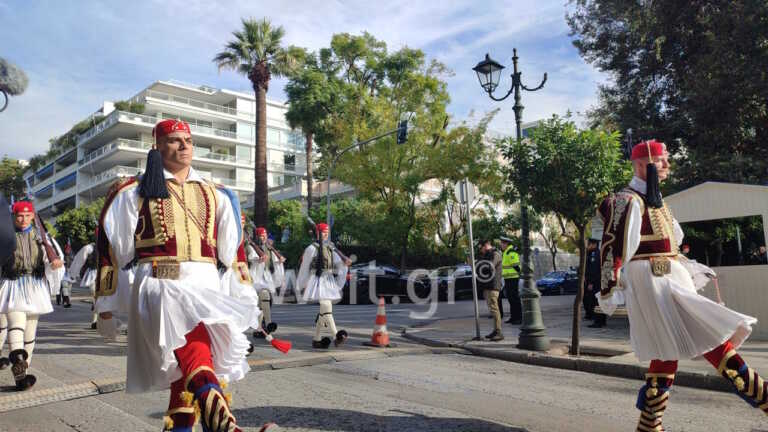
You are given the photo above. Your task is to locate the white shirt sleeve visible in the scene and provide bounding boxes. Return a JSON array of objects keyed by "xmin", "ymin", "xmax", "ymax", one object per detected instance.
[
  {"xmin": 598, "ymin": 198, "xmax": 643, "ymax": 315},
  {"xmin": 95, "ymin": 188, "xmax": 139, "ymax": 313},
  {"xmin": 215, "ymin": 188, "xmax": 238, "ymax": 269},
  {"xmin": 69, "ymin": 244, "xmax": 93, "ymax": 280},
  {"xmin": 296, "ymin": 245, "xmax": 315, "ymax": 291},
  {"xmin": 332, "ymin": 248, "xmax": 349, "ymax": 288}
]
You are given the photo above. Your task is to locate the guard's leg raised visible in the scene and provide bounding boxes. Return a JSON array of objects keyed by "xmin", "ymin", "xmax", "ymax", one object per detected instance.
[{"xmin": 704, "ymin": 341, "xmax": 768, "ymax": 415}]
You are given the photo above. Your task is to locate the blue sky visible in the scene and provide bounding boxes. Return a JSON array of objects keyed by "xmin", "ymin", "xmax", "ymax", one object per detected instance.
[{"xmin": 0, "ymin": 0, "xmax": 607, "ymax": 160}]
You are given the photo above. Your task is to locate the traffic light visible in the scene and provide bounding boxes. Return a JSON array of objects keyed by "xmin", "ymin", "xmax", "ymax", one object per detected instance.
[{"xmin": 397, "ymin": 120, "xmax": 408, "ymax": 144}]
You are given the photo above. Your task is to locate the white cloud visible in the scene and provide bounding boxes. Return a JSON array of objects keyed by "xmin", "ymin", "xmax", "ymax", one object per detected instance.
[{"xmin": 0, "ymin": 0, "xmax": 609, "ymax": 159}]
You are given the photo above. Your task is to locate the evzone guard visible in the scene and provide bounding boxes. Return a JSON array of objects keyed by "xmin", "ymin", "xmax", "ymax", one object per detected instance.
[
  {"xmin": 94, "ymin": 119, "xmax": 278, "ymax": 431},
  {"xmin": 69, "ymin": 239, "xmax": 98, "ymax": 329},
  {"xmin": 296, "ymin": 222, "xmax": 351, "ymax": 349},
  {"xmin": 246, "ymin": 226, "xmax": 285, "ymax": 337},
  {"xmin": 597, "ymin": 140, "xmax": 766, "ymax": 431},
  {"xmin": 0, "ymin": 201, "xmax": 63, "ymax": 390}
]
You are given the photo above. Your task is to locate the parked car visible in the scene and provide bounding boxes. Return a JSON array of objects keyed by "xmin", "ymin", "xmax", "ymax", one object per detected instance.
[
  {"xmin": 536, "ymin": 269, "xmax": 579, "ymax": 295},
  {"xmin": 416, "ymin": 264, "xmax": 484, "ymax": 301},
  {"xmin": 341, "ymin": 263, "xmax": 429, "ymax": 304}
]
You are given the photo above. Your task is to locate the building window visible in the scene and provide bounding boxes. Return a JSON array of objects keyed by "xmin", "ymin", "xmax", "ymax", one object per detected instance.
[
  {"xmin": 284, "ymin": 154, "xmax": 296, "ymax": 171},
  {"xmin": 267, "ymin": 128, "xmax": 280, "ymax": 144}
]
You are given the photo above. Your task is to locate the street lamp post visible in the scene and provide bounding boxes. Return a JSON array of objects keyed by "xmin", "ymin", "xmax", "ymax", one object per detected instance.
[{"xmin": 473, "ymin": 49, "xmax": 550, "ymax": 351}]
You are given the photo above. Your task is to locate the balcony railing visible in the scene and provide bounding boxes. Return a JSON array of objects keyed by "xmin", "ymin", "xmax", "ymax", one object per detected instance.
[
  {"xmin": 80, "ymin": 138, "xmax": 151, "ymax": 166},
  {"xmin": 81, "ymin": 166, "xmax": 142, "ymax": 190},
  {"xmin": 213, "ymin": 177, "xmax": 254, "ymax": 190},
  {"xmin": 144, "ymin": 89, "xmax": 237, "ymax": 116},
  {"xmin": 268, "ymin": 162, "xmax": 307, "ymax": 173},
  {"xmin": 78, "ymin": 110, "xmax": 239, "ymax": 146}
]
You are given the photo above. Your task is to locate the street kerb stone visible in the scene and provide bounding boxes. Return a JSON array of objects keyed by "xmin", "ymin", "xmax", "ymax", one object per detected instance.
[
  {"xmin": 0, "ymin": 382, "xmax": 99, "ymax": 413},
  {"xmin": 92, "ymin": 377, "xmax": 126, "ymax": 394},
  {"xmin": 332, "ymin": 350, "xmax": 389, "ymax": 362}
]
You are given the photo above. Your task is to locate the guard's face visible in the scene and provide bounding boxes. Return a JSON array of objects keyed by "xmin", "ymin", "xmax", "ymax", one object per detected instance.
[
  {"xmin": 258, "ymin": 233, "xmax": 267, "ymax": 243},
  {"xmin": 157, "ymin": 131, "xmax": 194, "ymax": 172},
  {"xmin": 634, "ymin": 152, "xmax": 670, "ymax": 182},
  {"xmin": 320, "ymin": 231, "xmax": 329, "ymax": 241},
  {"xmin": 14, "ymin": 211, "xmax": 34, "ymax": 230}
]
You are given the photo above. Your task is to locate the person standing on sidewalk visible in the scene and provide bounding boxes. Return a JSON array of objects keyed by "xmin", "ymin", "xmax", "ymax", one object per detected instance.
[
  {"xmin": 94, "ymin": 119, "xmax": 277, "ymax": 432},
  {"xmin": 0, "ymin": 201, "xmax": 62, "ymax": 390},
  {"xmin": 583, "ymin": 239, "xmax": 606, "ymax": 328},
  {"xmin": 476, "ymin": 239, "xmax": 504, "ymax": 341},
  {"xmin": 597, "ymin": 140, "xmax": 765, "ymax": 431},
  {"xmin": 499, "ymin": 236, "xmax": 521, "ymax": 325},
  {"xmin": 297, "ymin": 222, "xmax": 351, "ymax": 349}
]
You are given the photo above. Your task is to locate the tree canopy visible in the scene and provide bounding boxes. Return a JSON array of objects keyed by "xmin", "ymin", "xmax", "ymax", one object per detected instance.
[{"xmin": 568, "ymin": 0, "xmax": 768, "ymax": 192}]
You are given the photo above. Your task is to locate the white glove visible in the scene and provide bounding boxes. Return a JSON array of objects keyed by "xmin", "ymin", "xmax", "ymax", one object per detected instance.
[{"xmin": 98, "ymin": 316, "xmax": 118, "ymax": 340}]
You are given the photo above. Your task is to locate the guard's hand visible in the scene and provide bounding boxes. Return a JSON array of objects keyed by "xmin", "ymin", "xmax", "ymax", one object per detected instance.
[
  {"xmin": 260, "ymin": 254, "xmax": 267, "ymax": 263},
  {"xmin": 97, "ymin": 315, "xmax": 118, "ymax": 340},
  {"xmin": 279, "ymin": 257, "xmax": 286, "ymax": 264},
  {"xmin": 344, "ymin": 258, "xmax": 352, "ymax": 266},
  {"xmin": 587, "ymin": 283, "xmax": 593, "ymax": 291},
  {"xmin": 51, "ymin": 259, "xmax": 63, "ymax": 269}
]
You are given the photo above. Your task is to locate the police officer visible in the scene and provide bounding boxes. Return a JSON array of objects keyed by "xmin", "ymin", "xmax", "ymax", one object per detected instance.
[
  {"xmin": 583, "ymin": 238, "xmax": 605, "ymax": 327},
  {"xmin": 499, "ymin": 236, "xmax": 522, "ymax": 325}
]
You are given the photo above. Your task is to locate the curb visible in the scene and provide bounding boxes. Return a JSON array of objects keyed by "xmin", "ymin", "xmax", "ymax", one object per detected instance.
[
  {"xmin": 0, "ymin": 346, "xmax": 457, "ymax": 413},
  {"xmin": 401, "ymin": 329, "xmax": 734, "ymax": 394}
]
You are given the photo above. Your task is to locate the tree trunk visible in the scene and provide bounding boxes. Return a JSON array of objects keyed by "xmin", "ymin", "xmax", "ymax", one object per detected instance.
[
  {"xmin": 305, "ymin": 132, "xmax": 314, "ymax": 211},
  {"xmin": 570, "ymin": 226, "xmax": 587, "ymax": 356},
  {"xmin": 253, "ymin": 84, "xmax": 269, "ymax": 226},
  {"xmin": 551, "ymin": 245, "xmax": 558, "ymax": 271}
]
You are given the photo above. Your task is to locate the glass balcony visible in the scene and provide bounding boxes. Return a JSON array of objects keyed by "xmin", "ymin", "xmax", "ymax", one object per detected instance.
[
  {"xmin": 80, "ymin": 165, "xmax": 142, "ymax": 190},
  {"xmin": 78, "ymin": 110, "xmax": 239, "ymax": 146},
  {"xmin": 144, "ymin": 89, "xmax": 237, "ymax": 116},
  {"xmin": 80, "ymin": 138, "xmax": 151, "ymax": 166}
]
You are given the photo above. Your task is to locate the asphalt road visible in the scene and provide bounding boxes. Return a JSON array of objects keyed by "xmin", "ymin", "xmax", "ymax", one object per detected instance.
[{"xmin": 4, "ymin": 352, "xmax": 767, "ymax": 432}]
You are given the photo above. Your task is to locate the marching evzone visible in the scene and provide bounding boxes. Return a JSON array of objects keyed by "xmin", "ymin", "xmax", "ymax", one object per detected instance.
[
  {"xmin": 247, "ymin": 227, "xmax": 286, "ymax": 336},
  {"xmin": 46, "ymin": 230, "xmax": 67, "ymax": 308},
  {"xmin": 297, "ymin": 222, "xmax": 351, "ymax": 349},
  {"xmin": 597, "ymin": 139, "xmax": 765, "ymax": 431},
  {"xmin": 95, "ymin": 119, "xmax": 277, "ymax": 432},
  {"xmin": 0, "ymin": 201, "xmax": 63, "ymax": 390},
  {"xmin": 69, "ymin": 242, "xmax": 98, "ymax": 328}
]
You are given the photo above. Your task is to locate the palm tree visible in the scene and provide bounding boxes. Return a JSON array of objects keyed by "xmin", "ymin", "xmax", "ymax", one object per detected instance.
[{"xmin": 213, "ymin": 18, "xmax": 302, "ymax": 225}]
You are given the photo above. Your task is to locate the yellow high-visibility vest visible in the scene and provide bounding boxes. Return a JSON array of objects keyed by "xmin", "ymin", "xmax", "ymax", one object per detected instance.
[{"xmin": 502, "ymin": 245, "xmax": 520, "ymax": 278}]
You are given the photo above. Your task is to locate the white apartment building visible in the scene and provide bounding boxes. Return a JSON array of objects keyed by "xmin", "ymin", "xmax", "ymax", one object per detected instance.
[{"xmin": 24, "ymin": 80, "xmax": 320, "ymax": 218}]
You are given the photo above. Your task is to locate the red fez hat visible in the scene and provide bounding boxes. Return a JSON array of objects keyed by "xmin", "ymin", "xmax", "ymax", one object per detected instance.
[
  {"xmin": 255, "ymin": 227, "xmax": 267, "ymax": 236},
  {"xmin": 12, "ymin": 201, "xmax": 34, "ymax": 214},
  {"xmin": 315, "ymin": 223, "xmax": 329, "ymax": 233},
  {"xmin": 630, "ymin": 140, "xmax": 666, "ymax": 161},
  {"xmin": 152, "ymin": 119, "xmax": 191, "ymax": 139}
]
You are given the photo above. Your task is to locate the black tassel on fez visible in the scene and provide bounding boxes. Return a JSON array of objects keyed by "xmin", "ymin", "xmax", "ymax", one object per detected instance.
[
  {"xmin": 138, "ymin": 148, "xmax": 169, "ymax": 199},
  {"xmin": 645, "ymin": 162, "xmax": 663, "ymax": 209}
]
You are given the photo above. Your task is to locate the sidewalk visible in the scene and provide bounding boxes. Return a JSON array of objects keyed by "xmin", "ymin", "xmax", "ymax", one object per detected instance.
[
  {"xmin": 0, "ymin": 288, "xmax": 442, "ymax": 412},
  {"xmin": 402, "ymin": 295, "xmax": 768, "ymax": 393}
]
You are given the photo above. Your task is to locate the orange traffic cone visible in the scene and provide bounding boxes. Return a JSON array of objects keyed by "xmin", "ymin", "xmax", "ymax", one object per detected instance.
[{"xmin": 364, "ymin": 297, "xmax": 392, "ymax": 347}]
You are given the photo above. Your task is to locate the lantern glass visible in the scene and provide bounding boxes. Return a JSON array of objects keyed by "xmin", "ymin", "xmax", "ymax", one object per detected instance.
[{"xmin": 473, "ymin": 53, "xmax": 504, "ymax": 93}]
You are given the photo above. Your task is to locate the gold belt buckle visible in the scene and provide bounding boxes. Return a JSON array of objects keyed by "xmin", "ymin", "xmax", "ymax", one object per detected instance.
[
  {"xmin": 153, "ymin": 261, "xmax": 180, "ymax": 280},
  {"xmin": 650, "ymin": 257, "xmax": 671, "ymax": 276}
]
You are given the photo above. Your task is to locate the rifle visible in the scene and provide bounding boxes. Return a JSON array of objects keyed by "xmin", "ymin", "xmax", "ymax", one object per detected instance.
[{"xmin": 33, "ymin": 213, "xmax": 58, "ymax": 263}]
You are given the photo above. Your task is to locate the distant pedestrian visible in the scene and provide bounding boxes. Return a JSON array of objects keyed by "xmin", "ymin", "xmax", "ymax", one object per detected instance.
[
  {"xmin": 499, "ymin": 236, "xmax": 521, "ymax": 324},
  {"xmin": 476, "ymin": 239, "xmax": 503, "ymax": 341}
]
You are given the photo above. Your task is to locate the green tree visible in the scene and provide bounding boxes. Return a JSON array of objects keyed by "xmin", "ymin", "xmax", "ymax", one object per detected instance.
[
  {"xmin": 214, "ymin": 17, "xmax": 303, "ymax": 225},
  {"xmin": 502, "ymin": 115, "xmax": 630, "ymax": 355},
  {"xmin": 568, "ymin": 0, "xmax": 768, "ymax": 192},
  {"xmin": 53, "ymin": 198, "xmax": 104, "ymax": 253},
  {"xmin": 284, "ymin": 53, "xmax": 344, "ymax": 211},
  {"xmin": 0, "ymin": 157, "xmax": 26, "ymax": 199}
]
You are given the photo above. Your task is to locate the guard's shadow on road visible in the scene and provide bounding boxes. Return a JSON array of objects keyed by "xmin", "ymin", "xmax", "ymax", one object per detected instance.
[{"xmin": 232, "ymin": 406, "xmax": 527, "ymax": 431}]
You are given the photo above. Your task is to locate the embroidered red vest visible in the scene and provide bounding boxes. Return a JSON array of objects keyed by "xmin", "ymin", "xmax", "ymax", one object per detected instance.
[{"xmin": 134, "ymin": 180, "xmax": 219, "ymax": 264}]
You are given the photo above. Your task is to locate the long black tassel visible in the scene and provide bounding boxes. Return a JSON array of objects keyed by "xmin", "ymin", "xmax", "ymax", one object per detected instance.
[
  {"xmin": 138, "ymin": 149, "xmax": 169, "ymax": 199},
  {"xmin": 645, "ymin": 163, "xmax": 663, "ymax": 208}
]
